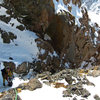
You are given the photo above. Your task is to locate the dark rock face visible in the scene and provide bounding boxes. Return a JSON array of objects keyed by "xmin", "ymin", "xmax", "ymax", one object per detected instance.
[
  {"xmin": 4, "ymin": 0, "xmax": 54, "ymax": 34},
  {"xmin": 2, "ymin": 0, "xmax": 100, "ymax": 68}
]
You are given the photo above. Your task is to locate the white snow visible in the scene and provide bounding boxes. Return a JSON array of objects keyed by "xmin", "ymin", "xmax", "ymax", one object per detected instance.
[
  {"xmin": 65, "ymin": 62, "xmax": 70, "ymax": 68},
  {"xmin": 53, "ymin": 0, "xmax": 82, "ymax": 26},
  {"xmin": 94, "ymin": 31, "xmax": 99, "ymax": 37},
  {"xmin": 0, "ymin": 6, "xmax": 10, "ymax": 17},
  {"xmin": 84, "ymin": 76, "xmax": 100, "ymax": 100},
  {"xmin": 0, "ymin": 5, "xmax": 39, "ymax": 64},
  {"xmin": 0, "ymin": 20, "xmax": 39, "ymax": 64},
  {"xmin": 18, "ymin": 75, "xmax": 100, "ymax": 100},
  {"xmin": 53, "ymin": 51, "xmax": 58, "ymax": 57},
  {"xmin": 40, "ymin": 49, "xmax": 45, "ymax": 55},
  {"xmin": 8, "ymin": 18, "xmax": 24, "ymax": 28},
  {"xmin": 82, "ymin": 0, "xmax": 100, "ymax": 27},
  {"xmin": 88, "ymin": 11, "xmax": 100, "ymax": 26},
  {"xmin": 80, "ymin": 57, "xmax": 96, "ymax": 69},
  {"xmin": 12, "ymin": 77, "xmax": 29, "ymax": 88},
  {"xmin": 80, "ymin": 61, "xmax": 87, "ymax": 69},
  {"xmin": 18, "ymin": 80, "xmax": 67, "ymax": 100}
]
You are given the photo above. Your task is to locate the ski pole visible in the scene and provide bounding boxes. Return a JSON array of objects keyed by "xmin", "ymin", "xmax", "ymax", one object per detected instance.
[{"xmin": 15, "ymin": 88, "xmax": 18, "ymax": 100}]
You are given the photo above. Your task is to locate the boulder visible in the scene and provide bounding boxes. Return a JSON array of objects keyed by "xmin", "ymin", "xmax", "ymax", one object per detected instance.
[
  {"xmin": 16, "ymin": 62, "xmax": 31, "ymax": 75},
  {"xmin": 17, "ymin": 78, "xmax": 42, "ymax": 91},
  {"xmin": 27, "ymin": 78, "xmax": 42, "ymax": 91}
]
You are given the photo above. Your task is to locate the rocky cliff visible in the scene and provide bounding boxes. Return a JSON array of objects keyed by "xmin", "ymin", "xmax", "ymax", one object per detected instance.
[{"xmin": 0, "ymin": 0, "xmax": 100, "ymax": 71}]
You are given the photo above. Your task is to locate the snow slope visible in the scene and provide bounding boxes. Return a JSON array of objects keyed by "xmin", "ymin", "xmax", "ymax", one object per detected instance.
[
  {"xmin": 82, "ymin": 0, "xmax": 100, "ymax": 26},
  {"xmin": 18, "ymin": 76, "xmax": 100, "ymax": 100},
  {"xmin": 53, "ymin": 0, "xmax": 100, "ymax": 27},
  {"xmin": 0, "ymin": 6, "xmax": 39, "ymax": 64}
]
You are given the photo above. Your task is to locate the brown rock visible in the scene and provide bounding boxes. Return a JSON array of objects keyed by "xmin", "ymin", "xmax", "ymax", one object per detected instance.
[
  {"xmin": 16, "ymin": 62, "xmax": 30, "ymax": 75},
  {"xmin": 27, "ymin": 78, "xmax": 42, "ymax": 91}
]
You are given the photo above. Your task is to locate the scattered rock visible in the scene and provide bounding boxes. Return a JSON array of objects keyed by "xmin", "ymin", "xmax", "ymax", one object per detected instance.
[
  {"xmin": 1, "ymin": 94, "xmax": 13, "ymax": 100},
  {"xmin": 17, "ymin": 83, "xmax": 28, "ymax": 90},
  {"xmin": 65, "ymin": 75, "xmax": 74, "ymax": 84},
  {"xmin": 63, "ymin": 90, "xmax": 72, "ymax": 97},
  {"xmin": 43, "ymin": 81, "xmax": 51, "ymax": 86},
  {"xmin": 0, "ymin": 92, "xmax": 21, "ymax": 100},
  {"xmin": 92, "ymin": 70, "xmax": 100, "ymax": 77},
  {"xmin": 94, "ymin": 94, "xmax": 100, "ymax": 100},
  {"xmin": 81, "ymin": 88, "xmax": 91, "ymax": 98}
]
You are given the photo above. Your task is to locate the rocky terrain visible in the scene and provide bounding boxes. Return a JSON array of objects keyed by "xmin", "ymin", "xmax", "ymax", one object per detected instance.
[
  {"xmin": 0, "ymin": 0, "xmax": 100, "ymax": 100},
  {"xmin": 1, "ymin": 66, "xmax": 100, "ymax": 100}
]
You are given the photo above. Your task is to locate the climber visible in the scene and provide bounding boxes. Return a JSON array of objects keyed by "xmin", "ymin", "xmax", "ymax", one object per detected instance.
[{"xmin": 1, "ymin": 66, "xmax": 14, "ymax": 87}]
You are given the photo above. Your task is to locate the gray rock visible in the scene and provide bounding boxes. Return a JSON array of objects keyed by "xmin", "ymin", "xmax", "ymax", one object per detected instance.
[
  {"xmin": 27, "ymin": 78, "xmax": 42, "ymax": 91},
  {"xmin": 16, "ymin": 62, "xmax": 30, "ymax": 75},
  {"xmin": 17, "ymin": 78, "xmax": 42, "ymax": 91},
  {"xmin": 65, "ymin": 75, "xmax": 74, "ymax": 84},
  {"xmin": 63, "ymin": 90, "xmax": 72, "ymax": 97},
  {"xmin": 73, "ymin": 97, "xmax": 77, "ymax": 100},
  {"xmin": 43, "ymin": 81, "xmax": 51, "ymax": 86},
  {"xmin": 81, "ymin": 88, "xmax": 91, "ymax": 98},
  {"xmin": 1, "ymin": 94, "xmax": 12, "ymax": 100}
]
